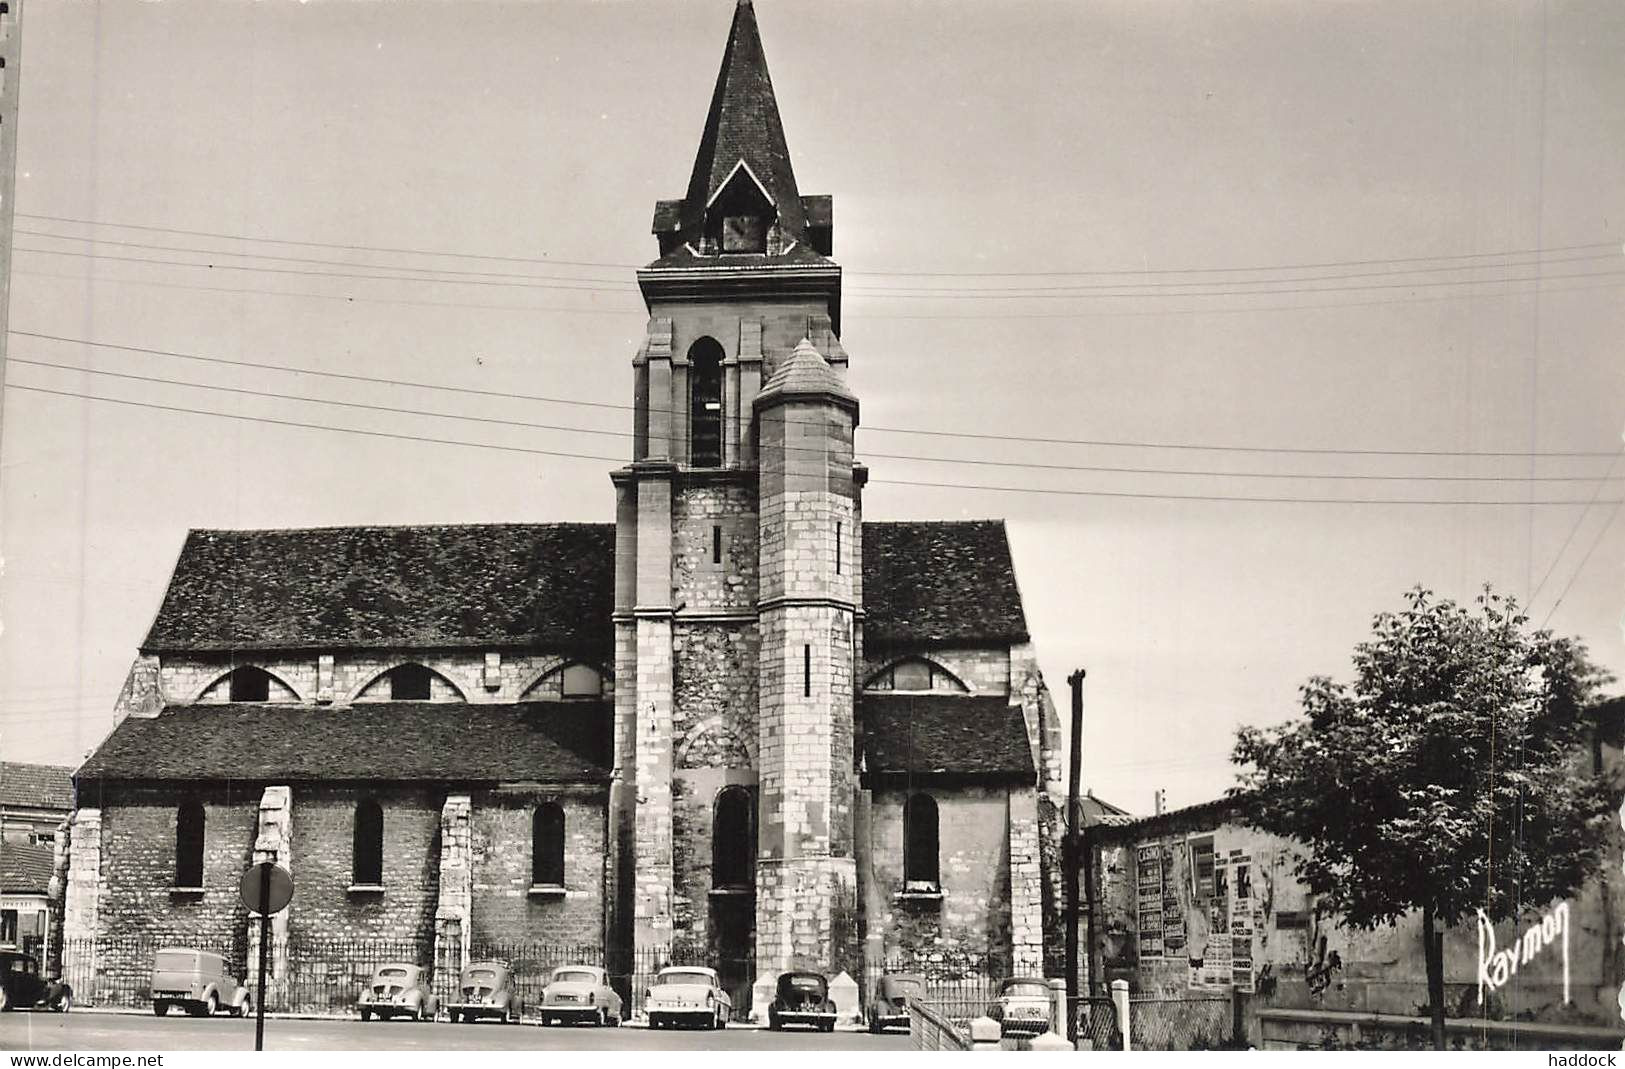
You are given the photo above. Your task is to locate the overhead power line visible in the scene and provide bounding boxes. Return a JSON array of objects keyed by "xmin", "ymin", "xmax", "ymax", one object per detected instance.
[
  {"xmin": 13, "ymin": 329, "xmax": 1619, "ymax": 460},
  {"xmin": 16, "ymin": 244, "xmax": 1625, "ymax": 301},
  {"xmin": 8, "ymin": 380, "xmax": 1622, "ymax": 508},
  {"xmin": 14, "ymin": 353, "xmax": 1623, "ymax": 485},
  {"xmin": 17, "ymin": 226, "xmax": 1620, "ymax": 293},
  {"xmin": 18, "ymin": 209, "xmax": 1622, "ymax": 278}
]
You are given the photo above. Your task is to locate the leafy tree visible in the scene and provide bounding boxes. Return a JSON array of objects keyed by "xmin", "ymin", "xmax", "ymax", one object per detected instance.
[{"xmin": 1232, "ymin": 587, "xmax": 1615, "ymax": 1049}]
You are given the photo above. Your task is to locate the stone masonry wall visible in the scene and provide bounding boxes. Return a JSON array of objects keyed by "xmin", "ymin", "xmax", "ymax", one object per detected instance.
[
  {"xmin": 860, "ymin": 647, "xmax": 1010, "ymax": 696},
  {"xmin": 869, "ymin": 785, "xmax": 1014, "ymax": 969},
  {"xmin": 672, "ymin": 484, "xmax": 758, "ymax": 614},
  {"xmin": 159, "ymin": 651, "xmax": 612, "ymax": 708},
  {"xmin": 469, "ymin": 789, "xmax": 606, "ymax": 947},
  {"xmin": 672, "ymin": 622, "xmax": 758, "ymax": 771},
  {"xmin": 288, "ymin": 786, "xmax": 441, "ymax": 946}
]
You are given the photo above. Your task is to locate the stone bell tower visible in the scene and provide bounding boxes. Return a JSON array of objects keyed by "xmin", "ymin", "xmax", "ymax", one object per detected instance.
[{"xmin": 609, "ymin": 0, "xmax": 862, "ymax": 987}]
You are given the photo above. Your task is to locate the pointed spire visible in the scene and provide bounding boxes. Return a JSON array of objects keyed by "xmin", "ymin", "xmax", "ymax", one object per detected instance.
[{"xmin": 682, "ymin": 0, "xmax": 805, "ymax": 237}]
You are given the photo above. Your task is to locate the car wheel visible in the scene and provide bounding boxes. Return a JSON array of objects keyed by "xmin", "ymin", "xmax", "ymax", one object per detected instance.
[
  {"xmin": 822, "ymin": 1020, "xmax": 835, "ymax": 1034},
  {"xmin": 360, "ymin": 1008, "xmax": 372, "ymax": 1021},
  {"xmin": 153, "ymin": 1001, "xmax": 168, "ymax": 1017},
  {"xmin": 57, "ymin": 992, "xmax": 73, "ymax": 1014},
  {"xmin": 236, "ymin": 995, "xmax": 251, "ymax": 1018},
  {"xmin": 0, "ymin": 986, "xmax": 10, "ymax": 1013},
  {"xmin": 768, "ymin": 1008, "xmax": 781, "ymax": 1031},
  {"xmin": 205, "ymin": 993, "xmax": 219, "ymax": 1017}
]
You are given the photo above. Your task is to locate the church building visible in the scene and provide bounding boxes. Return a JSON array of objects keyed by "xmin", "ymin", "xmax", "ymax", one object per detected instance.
[{"xmin": 61, "ymin": 1, "xmax": 1069, "ymax": 1015}]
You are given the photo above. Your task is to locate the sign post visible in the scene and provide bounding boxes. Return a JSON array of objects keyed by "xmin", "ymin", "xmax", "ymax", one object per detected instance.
[{"xmin": 239, "ymin": 862, "xmax": 293, "ymax": 1052}]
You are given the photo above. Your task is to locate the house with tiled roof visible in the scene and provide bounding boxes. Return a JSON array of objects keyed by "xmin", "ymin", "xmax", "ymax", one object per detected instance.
[
  {"xmin": 63, "ymin": 1, "xmax": 1070, "ymax": 1015},
  {"xmin": 0, "ymin": 762, "xmax": 74, "ymax": 848}
]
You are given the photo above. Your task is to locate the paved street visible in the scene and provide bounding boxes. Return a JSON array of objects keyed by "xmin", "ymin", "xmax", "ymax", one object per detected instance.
[{"xmin": 0, "ymin": 1011, "xmax": 914, "ymax": 1052}]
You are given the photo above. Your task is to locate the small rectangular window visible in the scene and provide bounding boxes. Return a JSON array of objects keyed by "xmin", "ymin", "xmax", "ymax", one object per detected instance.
[
  {"xmin": 713, "ymin": 525, "xmax": 722, "ymax": 565},
  {"xmin": 803, "ymin": 645, "xmax": 811, "ymax": 697},
  {"xmin": 835, "ymin": 521, "xmax": 842, "ymax": 573}
]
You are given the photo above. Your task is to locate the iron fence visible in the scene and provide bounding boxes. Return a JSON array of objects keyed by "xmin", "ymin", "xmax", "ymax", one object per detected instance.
[
  {"xmin": 1128, "ymin": 995, "xmax": 1234, "ymax": 1051},
  {"xmin": 284, "ymin": 938, "xmax": 434, "ymax": 1018},
  {"xmin": 861, "ymin": 951, "xmax": 1014, "ymax": 1035},
  {"xmin": 59, "ymin": 936, "xmax": 243, "ymax": 1010},
  {"xmin": 627, "ymin": 945, "xmax": 755, "ymax": 1022},
  {"xmin": 1071, "ymin": 995, "xmax": 1123, "ymax": 1050}
]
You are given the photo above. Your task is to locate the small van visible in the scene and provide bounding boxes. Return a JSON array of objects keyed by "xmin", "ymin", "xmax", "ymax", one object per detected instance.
[{"xmin": 151, "ymin": 948, "xmax": 251, "ymax": 1017}]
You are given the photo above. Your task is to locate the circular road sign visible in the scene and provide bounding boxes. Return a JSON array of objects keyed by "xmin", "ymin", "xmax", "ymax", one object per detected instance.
[{"xmin": 239, "ymin": 862, "xmax": 294, "ymax": 915}]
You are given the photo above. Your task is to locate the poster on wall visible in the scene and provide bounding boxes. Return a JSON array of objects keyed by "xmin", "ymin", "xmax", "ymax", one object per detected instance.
[
  {"xmin": 1137, "ymin": 844, "xmax": 1165, "ymax": 958},
  {"xmin": 1230, "ymin": 852, "xmax": 1255, "ymax": 992},
  {"xmin": 1192, "ymin": 855, "xmax": 1233, "ymax": 990},
  {"xmin": 1161, "ymin": 843, "xmax": 1186, "ymax": 955}
]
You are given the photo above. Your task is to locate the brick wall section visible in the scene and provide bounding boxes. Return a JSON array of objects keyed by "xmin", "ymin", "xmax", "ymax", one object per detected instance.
[
  {"xmin": 61, "ymin": 809, "xmax": 102, "ymax": 982},
  {"xmin": 468, "ymin": 789, "xmax": 605, "ymax": 946},
  {"xmin": 869, "ymin": 785, "xmax": 1014, "ymax": 967},
  {"xmin": 289, "ymin": 786, "xmax": 440, "ymax": 946}
]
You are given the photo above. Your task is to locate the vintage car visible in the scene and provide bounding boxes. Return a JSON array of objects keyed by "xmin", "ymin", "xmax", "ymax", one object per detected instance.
[
  {"xmin": 539, "ymin": 964, "xmax": 622, "ymax": 1027},
  {"xmin": 985, "ymin": 977, "xmax": 1052, "ymax": 1036},
  {"xmin": 866, "ymin": 972, "xmax": 923, "ymax": 1033},
  {"xmin": 643, "ymin": 965, "xmax": 730, "ymax": 1030},
  {"xmin": 448, "ymin": 960, "xmax": 524, "ymax": 1024},
  {"xmin": 0, "ymin": 949, "xmax": 72, "ymax": 1013},
  {"xmin": 357, "ymin": 963, "xmax": 438, "ymax": 1021},
  {"xmin": 150, "ymin": 947, "xmax": 252, "ymax": 1017},
  {"xmin": 767, "ymin": 970, "xmax": 837, "ymax": 1033}
]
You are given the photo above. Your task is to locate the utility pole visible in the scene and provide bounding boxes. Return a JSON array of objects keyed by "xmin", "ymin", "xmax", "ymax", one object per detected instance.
[{"xmin": 1063, "ymin": 668, "xmax": 1085, "ymax": 1040}]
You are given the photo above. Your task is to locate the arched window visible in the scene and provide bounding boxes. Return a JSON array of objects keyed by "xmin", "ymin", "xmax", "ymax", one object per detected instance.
[
  {"xmin": 689, "ymin": 338, "xmax": 724, "ymax": 468},
  {"xmin": 352, "ymin": 798, "xmax": 384, "ymax": 887},
  {"xmin": 712, "ymin": 786, "xmax": 755, "ymax": 890},
  {"xmin": 388, "ymin": 664, "xmax": 432, "ymax": 701},
  {"xmin": 532, "ymin": 803, "xmax": 565, "ymax": 887},
  {"xmin": 227, "ymin": 666, "xmax": 272, "ymax": 702},
  {"xmin": 560, "ymin": 664, "xmax": 602, "ymax": 699},
  {"xmin": 903, "ymin": 793, "xmax": 940, "ymax": 890},
  {"xmin": 865, "ymin": 658, "xmax": 969, "ymax": 694},
  {"xmin": 175, "ymin": 799, "xmax": 205, "ymax": 888}
]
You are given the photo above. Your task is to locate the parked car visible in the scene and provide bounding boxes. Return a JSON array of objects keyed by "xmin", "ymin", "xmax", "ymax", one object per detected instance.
[
  {"xmin": 540, "ymin": 964, "xmax": 622, "ymax": 1027},
  {"xmin": 644, "ymin": 965, "xmax": 730, "ymax": 1030},
  {"xmin": 357, "ymin": 963, "xmax": 438, "ymax": 1021},
  {"xmin": 150, "ymin": 948, "xmax": 251, "ymax": 1018},
  {"xmin": 986, "ymin": 977, "xmax": 1052, "ymax": 1036},
  {"xmin": 447, "ymin": 961, "xmax": 523, "ymax": 1024},
  {"xmin": 866, "ymin": 972, "xmax": 923, "ymax": 1033},
  {"xmin": 767, "ymin": 970, "xmax": 836, "ymax": 1033},
  {"xmin": 0, "ymin": 949, "xmax": 72, "ymax": 1013}
]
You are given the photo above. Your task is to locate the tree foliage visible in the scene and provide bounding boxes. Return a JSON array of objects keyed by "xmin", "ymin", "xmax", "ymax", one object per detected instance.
[{"xmin": 1232, "ymin": 586, "xmax": 1615, "ymax": 931}]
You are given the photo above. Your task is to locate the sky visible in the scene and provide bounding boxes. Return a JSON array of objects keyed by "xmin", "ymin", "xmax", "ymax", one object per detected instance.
[{"xmin": 1, "ymin": 0, "xmax": 1622, "ymax": 813}]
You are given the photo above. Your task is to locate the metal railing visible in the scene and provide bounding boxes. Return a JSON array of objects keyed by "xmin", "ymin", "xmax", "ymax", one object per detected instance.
[
  {"xmin": 909, "ymin": 997, "xmax": 972, "ymax": 1050},
  {"xmin": 1128, "ymin": 995, "xmax": 1234, "ymax": 1051}
]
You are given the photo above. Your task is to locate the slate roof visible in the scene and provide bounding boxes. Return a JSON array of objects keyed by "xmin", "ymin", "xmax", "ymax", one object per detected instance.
[
  {"xmin": 680, "ymin": 0, "xmax": 804, "ymax": 239},
  {"xmin": 141, "ymin": 523, "xmax": 614, "ymax": 654},
  {"xmin": 860, "ymin": 694, "xmax": 1035, "ymax": 781},
  {"xmin": 0, "ymin": 842, "xmax": 55, "ymax": 895},
  {"xmin": 755, "ymin": 338, "xmax": 855, "ymax": 407},
  {"xmin": 139, "ymin": 520, "xmax": 1028, "ymax": 654},
  {"xmin": 75, "ymin": 702, "xmax": 611, "ymax": 785},
  {"xmin": 0, "ymin": 762, "xmax": 76, "ymax": 812},
  {"xmin": 863, "ymin": 521, "xmax": 1030, "ymax": 646}
]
